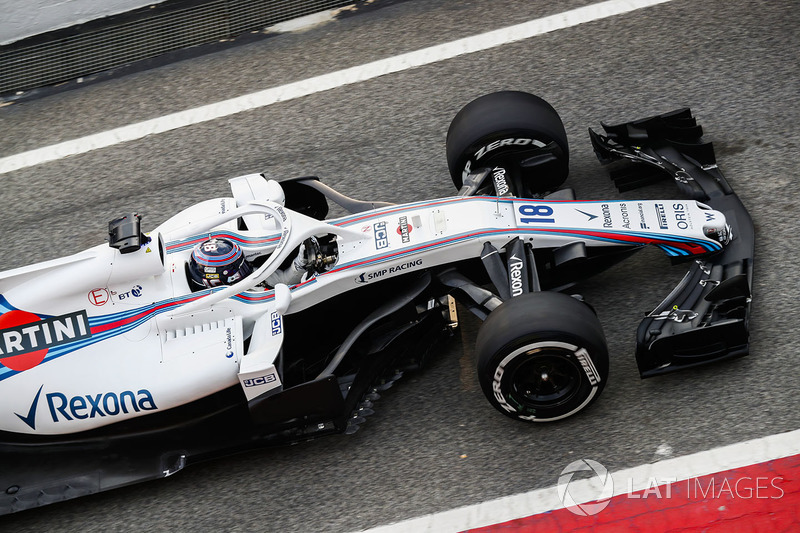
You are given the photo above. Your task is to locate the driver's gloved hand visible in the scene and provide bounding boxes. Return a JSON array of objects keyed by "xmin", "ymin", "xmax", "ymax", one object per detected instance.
[{"xmin": 265, "ymin": 244, "xmax": 309, "ymax": 286}]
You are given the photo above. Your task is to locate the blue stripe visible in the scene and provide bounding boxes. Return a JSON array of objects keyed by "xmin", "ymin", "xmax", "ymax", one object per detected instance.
[{"xmin": 166, "ymin": 231, "xmax": 281, "ymax": 254}]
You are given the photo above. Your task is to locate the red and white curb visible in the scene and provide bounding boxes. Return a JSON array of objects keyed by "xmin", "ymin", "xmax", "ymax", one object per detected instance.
[{"xmin": 360, "ymin": 428, "xmax": 800, "ymax": 532}]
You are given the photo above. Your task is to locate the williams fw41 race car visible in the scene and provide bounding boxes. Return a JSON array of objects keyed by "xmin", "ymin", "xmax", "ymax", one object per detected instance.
[{"xmin": 0, "ymin": 92, "xmax": 753, "ymax": 514}]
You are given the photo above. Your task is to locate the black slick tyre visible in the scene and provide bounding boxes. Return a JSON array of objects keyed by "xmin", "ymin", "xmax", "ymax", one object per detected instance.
[
  {"xmin": 446, "ymin": 91, "xmax": 569, "ymax": 196},
  {"xmin": 475, "ymin": 292, "xmax": 609, "ymax": 422}
]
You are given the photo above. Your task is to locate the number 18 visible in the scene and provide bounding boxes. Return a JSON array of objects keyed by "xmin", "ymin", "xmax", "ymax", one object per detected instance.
[{"xmin": 518, "ymin": 204, "xmax": 555, "ymax": 224}]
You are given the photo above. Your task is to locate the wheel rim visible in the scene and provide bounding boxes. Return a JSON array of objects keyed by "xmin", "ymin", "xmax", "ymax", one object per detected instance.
[{"xmin": 507, "ymin": 349, "xmax": 582, "ymax": 409}]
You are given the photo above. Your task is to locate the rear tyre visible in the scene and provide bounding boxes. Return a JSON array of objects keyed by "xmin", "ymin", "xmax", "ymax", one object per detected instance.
[
  {"xmin": 446, "ymin": 91, "xmax": 569, "ymax": 196},
  {"xmin": 475, "ymin": 292, "xmax": 608, "ymax": 422}
]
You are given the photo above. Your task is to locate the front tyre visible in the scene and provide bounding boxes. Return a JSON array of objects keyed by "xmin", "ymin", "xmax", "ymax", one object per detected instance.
[
  {"xmin": 475, "ymin": 292, "xmax": 609, "ymax": 422},
  {"xmin": 446, "ymin": 91, "xmax": 569, "ymax": 196}
]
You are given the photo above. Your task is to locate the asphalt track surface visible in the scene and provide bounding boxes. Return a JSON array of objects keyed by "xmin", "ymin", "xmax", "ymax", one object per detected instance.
[{"xmin": 0, "ymin": 0, "xmax": 798, "ymax": 530}]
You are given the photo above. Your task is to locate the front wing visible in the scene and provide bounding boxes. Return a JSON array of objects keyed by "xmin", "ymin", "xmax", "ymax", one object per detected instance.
[{"xmin": 590, "ymin": 108, "xmax": 754, "ymax": 377}]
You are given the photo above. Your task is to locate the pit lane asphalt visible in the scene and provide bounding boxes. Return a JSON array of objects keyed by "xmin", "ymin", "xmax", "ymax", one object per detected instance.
[{"xmin": 1, "ymin": 0, "xmax": 798, "ymax": 531}]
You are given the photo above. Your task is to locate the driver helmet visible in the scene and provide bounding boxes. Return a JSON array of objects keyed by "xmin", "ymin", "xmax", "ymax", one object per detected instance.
[{"xmin": 188, "ymin": 238, "xmax": 252, "ymax": 290}]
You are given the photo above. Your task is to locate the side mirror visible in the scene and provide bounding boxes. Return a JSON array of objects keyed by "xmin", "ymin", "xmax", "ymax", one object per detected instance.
[{"xmin": 108, "ymin": 213, "xmax": 148, "ymax": 254}]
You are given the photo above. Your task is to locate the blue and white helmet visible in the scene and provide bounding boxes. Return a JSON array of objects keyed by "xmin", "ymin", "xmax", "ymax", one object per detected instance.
[{"xmin": 188, "ymin": 238, "xmax": 252, "ymax": 289}]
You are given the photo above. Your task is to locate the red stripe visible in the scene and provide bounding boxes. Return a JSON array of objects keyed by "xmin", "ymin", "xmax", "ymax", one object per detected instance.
[
  {"xmin": 234, "ymin": 292, "xmax": 274, "ymax": 302},
  {"xmin": 466, "ymin": 454, "xmax": 800, "ymax": 532},
  {"xmin": 326, "ymin": 228, "xmax": 512, "ymax": 274},
  {"xmin": 332, "ymin": 197, "xmax": 634, "ymax": 227},
  {"xmin": 167, "ymin": 236, "xmax": 207, "ymax": 251},
  {"xmin": 234, "ymin": 276, "xmax": 318, "ymax": 301},
  {"xmin": 90, "ymin": 295, "xmax": 205, "ymax": 334},
  {"xmin": 334, "ymin": 197, "xmax": 472, "ymax": 226},
  {"xmin": 533, "ymin": 227, "xmax": 707, "ymax": 252},
  {"xmin": 166, "ymin": 233, "xmax": 279, "ymax": 251},
  {"xmin": 212, "ymin": 232, "xmax": 280, "ymax": 244}
]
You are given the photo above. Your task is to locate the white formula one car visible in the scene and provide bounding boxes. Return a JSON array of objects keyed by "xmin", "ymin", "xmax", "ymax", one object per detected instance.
[{"xmin": 0, "ymin": 92, "xmax": 753, "ymax": 513}]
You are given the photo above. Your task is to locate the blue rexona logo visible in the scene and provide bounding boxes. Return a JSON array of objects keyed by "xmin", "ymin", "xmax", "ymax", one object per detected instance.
[
  {"xmin": 15, "ymin": 385, "xmax": 158, "ymax": 430},
  {"xmin": 15, "ymin": 384, "xmax": 43, "ymax": 430}
]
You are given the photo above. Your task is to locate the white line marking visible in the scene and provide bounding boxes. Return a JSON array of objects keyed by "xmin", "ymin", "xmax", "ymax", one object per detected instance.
[
  {"xmin": 0, "ymin": 0, "xmax": 673, "ymax": 174},
  {"xmin": 357, "ymin": 428, "xmax": 800, "ymax": 532}
]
